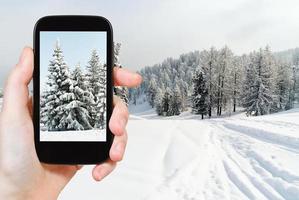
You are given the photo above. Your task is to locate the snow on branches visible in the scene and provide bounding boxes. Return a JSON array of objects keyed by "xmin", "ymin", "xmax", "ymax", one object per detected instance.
[
  {"xmin": 131, "ymin": 46, "xmax": 299, "ymax": 118},
  {"xmin": 41, "ymin": 40, "xmax": 106, "ymax": 131}
]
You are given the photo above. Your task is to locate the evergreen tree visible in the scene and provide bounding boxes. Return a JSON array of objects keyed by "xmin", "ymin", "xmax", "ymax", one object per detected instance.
[
  {"xmin": 170, "ymin": 84, "xmax": 182, "ymax": 115},
  {"xmin": 200, "ymin": 47, "xmax": 218, "ymax": 118},
  {"xmin": 41, "ymin": 40, "xmax": 75, "ymax": 131},
  {"xmin": 147, "ymin": 79, "xmax": 157, "ymax": 108},
  {"xmin": 86, "ymin": 49, "xmax": 104, "ymax": 126},
  {"xmin": 161, "ymin": 88, "xmax": 172, "ymax": 116},
  {"xmin": 154, "ymin": 88, "xmax": 164, "ymax": 115},
  {"xmin": 275, "ymin": 62, "xmax": 292, "ymax": 110},
  {"xmin": 192, "ymin": 68, "xmax": 208, "ymax": 119},
  {"xmin": 243, "ymin": 47, "xmax": 274, "ymax": 116},
  {"xmin": 66, "ymin": 64, "xmax": 94, "ymax": 130}
]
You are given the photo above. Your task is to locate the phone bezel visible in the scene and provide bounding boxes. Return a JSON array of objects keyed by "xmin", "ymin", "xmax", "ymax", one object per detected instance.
[{"xmin": 33, "ymin": 15, "xmax": 114, "ymax": 164}]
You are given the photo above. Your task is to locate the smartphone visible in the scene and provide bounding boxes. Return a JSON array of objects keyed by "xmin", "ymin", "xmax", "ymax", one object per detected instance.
[{"xmin": 33, "ymin": 16, "xmax": 113, "ymax": 164}]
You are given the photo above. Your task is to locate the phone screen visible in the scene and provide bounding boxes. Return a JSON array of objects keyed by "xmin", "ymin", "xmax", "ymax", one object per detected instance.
[{"xmin": 39, "ymin": 31, "xmax": 107, "ymax": 142}]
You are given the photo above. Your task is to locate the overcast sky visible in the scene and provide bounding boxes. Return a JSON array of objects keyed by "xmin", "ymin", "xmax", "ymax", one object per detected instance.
[{"xmin": 1, "ymin": 0, "xmax": 299, "ymax": 87}]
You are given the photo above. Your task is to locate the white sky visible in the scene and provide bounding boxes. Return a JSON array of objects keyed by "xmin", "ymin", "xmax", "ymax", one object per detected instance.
[{"xmin": 1, "ymin": 0, "xmax": 299, "ymax": 86}]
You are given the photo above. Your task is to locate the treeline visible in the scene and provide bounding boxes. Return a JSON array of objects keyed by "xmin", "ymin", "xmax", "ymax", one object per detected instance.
[{"xmin": 130, "ymin": 46, "xmax": 299, "ymax": 118}]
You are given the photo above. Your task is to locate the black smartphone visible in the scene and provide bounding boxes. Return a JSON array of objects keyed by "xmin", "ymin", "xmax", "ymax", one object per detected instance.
[{"xmin": 33, "ymin": 16, "xmax": 114, "ymax": 164}]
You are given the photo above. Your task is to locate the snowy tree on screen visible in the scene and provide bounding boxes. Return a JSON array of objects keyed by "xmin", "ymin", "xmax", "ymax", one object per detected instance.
[
  {"xmin": 113, "ymin": 43, "xmax": 129, "ymax": 105},
  {"xmin": 41, "ymin": 40, "xmax": 76, "ymax": 131},
  {"xmin": 66, "ymin": 64, "xmax": 94, "ymax": 130},
  {"xmin": 192, "ymin": 68, "xmax": 208, "ymax": 119},
  {"xmin": 95, "ymin": 62, "xmax": 107, "ymax": 130},
  {"xmin": 0, "ymin": 88, "xmax": 3, "ymax": 98},
  {"xmin": 86, "ymin": 50, "xmax": 104, "ymax": 126},
  {"xmin": 94, "ymin": 91, "xmax": 106, "ymax": 129}
]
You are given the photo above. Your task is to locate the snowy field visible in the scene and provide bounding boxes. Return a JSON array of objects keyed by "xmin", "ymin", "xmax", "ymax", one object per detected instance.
[
  {"xmin": 40, "ymin": 129, "xmax": 106, "ymax": 142},
  {"xmin": 59, "ymin": 105, "xmax": 299, "ymax": 200}
]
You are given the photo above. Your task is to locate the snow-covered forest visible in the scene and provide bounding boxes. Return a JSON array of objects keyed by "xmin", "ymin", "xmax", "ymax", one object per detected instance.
[
  {"xmin": 40, "ymin": 41, "xmax": 107, "ymax": 132},
  {"xmin": 130, "ymin": 46, "xmax": 299, "ymax": 118}
]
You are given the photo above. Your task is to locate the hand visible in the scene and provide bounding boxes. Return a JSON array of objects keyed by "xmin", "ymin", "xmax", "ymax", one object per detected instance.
[{"xmin": 0, "ymin": 47, "xmax": 142, "ymax": 200}]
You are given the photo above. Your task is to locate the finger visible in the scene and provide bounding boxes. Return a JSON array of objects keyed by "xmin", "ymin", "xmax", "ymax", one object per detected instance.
[
  {"xmin": 113, "ymin": 67, "xmax": 142, "ymax": 87},
  {"xmin": 109, "ymin": 96, "xmax": 129, "ymax": 136},
  {"xmin": 92, "ymin": 159, "xmax": 116, "ymax": 181},
  {"xmin": 110, "ymin": 129, "xmax": 128, "ymax": 162},
  {"xmin": 2, "ymin": 47, "xmax": 33, "ymax": 118}
]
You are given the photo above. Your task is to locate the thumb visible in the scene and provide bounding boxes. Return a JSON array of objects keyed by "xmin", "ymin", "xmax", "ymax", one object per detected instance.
[{"xmin": 2, "ymin": 47, "xmax": 33, "ymax": 119}]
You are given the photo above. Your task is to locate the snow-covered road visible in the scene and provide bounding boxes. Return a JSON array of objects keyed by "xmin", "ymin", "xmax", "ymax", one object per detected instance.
[{"xmin": 59, "ymin": 108, "xmax": 299, "ymax": 200}]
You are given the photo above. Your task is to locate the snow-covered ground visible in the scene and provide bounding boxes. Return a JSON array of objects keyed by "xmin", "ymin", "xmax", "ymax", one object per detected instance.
[
  {"xmin": 59, "ymin": 105, "xmax": 299, "ymax": 200},
  {"xmin": 1, "ymin": 97, "xmax": 298, "ymax": 199},
  {"xmin": 40, "ymin": 129, "xmax": 106, "ymax": 142}
]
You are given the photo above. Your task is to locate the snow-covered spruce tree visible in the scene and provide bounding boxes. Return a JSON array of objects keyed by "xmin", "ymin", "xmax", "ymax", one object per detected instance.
[
  {"xmin": 66, "ymin": 64, "xmax": 94, "ymax": 130},
  {"xmin": 41, "ymin": 40, "xmax": 75, "ymax": 131},
  {"xmin": 243, "ymin": 47, "xmax": 274, "ymax": 116},
  {"xmin": 113, "ymin": 43, "xmax": 129, "ymax": 105},
  {"xmin": 0, "ymin": 88, "xmax": 2, "ymax": 98},
  {"xmin": 154, "ymin": 87, "xmax": 164, "ymax": 115},
  {"xmin": 274, "ymin": 62, "xmax": 292, "ymax": 111},
  {"xmin": 199, "ymin": 47, "xmax": 218, "ymax": 118},
  {"xmin": 86, "ymin": 49, "xmax": 105, "ymax": 127},
  {"xmin": 94, "ymin": 63, "xmax": 107, "ymax": 129},
  {"xmin": 169, "ymin": 84, "xmax": 182, "ymax": 115},
  {"xmin": 146, "ymin": 78, "xmax": 157, "ymax": 108},
  {"xmin": 191, "ymin": 68, "xmax": 208, "ymax": 119},
  {"xmin": 161, "ymin": 87, "xmax": 172, "ymax": 116}
]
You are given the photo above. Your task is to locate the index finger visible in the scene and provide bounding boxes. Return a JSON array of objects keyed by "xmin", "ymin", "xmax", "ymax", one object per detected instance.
[{"xmin": 113, "ymin": 67, "xmax": 142, "ymax": 87}]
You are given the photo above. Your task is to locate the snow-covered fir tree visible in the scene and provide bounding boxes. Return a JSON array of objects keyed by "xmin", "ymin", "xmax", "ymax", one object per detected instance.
[
  {"xmin": 169, "ymin": 84, "xmax": 182, "ymax": 115},
  {"xmin": 41, "ymin": 40, "xmax": 75, "ymax": 131},
  {"xmin": 154, "ymin": 87, "xmax": 164, "ymax": 115},
  {"xmin": 130, "ymin": 45, "xmax": 299, "ymax": 118},
  {"xmin": 243, "ymin": 47, "xmax": 274, "ymax": 116},
  {"xmin": 161, "ymin": 88, "xmax": 172, "ymax": 116},
  {"xmin": 67, "ymin": 63, "xmax": 94, "ymax": 130},
  {"xmin": 200, "ymin": 47, "xmax": 218, "ymax": 118},
  {"xmin": 274, "ymin": 62, "xmax": 292, "ymax": 110},
  {"xmin": 85, "ymin": 49, "xmax": 105, "ymax": 127},
  {"xmin": 147, "ymin": 79, "xmax": 157, "ymax": 108},
  {"xmin": 94, "ymin": 62, "xmax": 107, "ymax": 129},
  {"xmin": 192, "ymin": 68, "xmax": 208, "ymax": 119}
]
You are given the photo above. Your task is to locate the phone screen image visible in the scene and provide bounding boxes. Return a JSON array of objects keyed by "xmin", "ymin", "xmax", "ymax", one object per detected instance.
[{"xmin": 39, "ymin": 31, "xmax": 107, "ymax": 142}]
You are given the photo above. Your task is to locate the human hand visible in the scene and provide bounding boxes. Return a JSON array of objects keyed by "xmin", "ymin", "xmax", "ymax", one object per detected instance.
[{"xmin": 0, "ymin": 47, "xmax": 142, "ymax": 200}]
